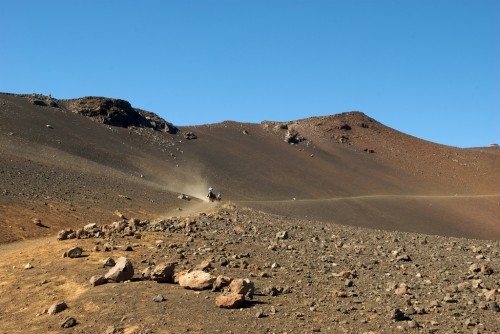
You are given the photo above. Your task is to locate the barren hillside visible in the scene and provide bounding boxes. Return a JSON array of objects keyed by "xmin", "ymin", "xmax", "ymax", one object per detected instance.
[{"xmin": 0, "ymin": 92, "xmax": 499, "ymax": 243}]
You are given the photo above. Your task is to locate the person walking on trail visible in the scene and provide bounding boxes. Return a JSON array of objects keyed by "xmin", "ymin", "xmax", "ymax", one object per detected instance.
[{"xmin": 208, "ymin": 187, "xmax": 214, "ymax": 198}]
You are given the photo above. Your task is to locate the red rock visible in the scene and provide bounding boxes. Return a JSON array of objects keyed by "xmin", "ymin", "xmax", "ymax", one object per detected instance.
[
  {"xmin": 178, "ymin": 270, "xmax": 215, "ymax": 290},
  {"xmin": 332, "ymin": 290, "xmax": 348, "ymax": 298},
  {"xmin": 151, "ymin": 262, "xmax": 176, "ymax": 283},
  {"xmin": 228, "ymin": 278, "xmax": 254, "ymax": 296},
  {"xmin": 215, "ymin": 293, "xmax": 246, "ymax": 309}
]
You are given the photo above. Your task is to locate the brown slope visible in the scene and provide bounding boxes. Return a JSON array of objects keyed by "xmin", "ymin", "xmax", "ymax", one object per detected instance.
[
  {"xmin": 1, "ymin": 93, "xmax": 499, "ymax": 241},
  {"xmin": 0, "ymin": 93, "xmax": 202, "ymax": 243},
  {"xmin": 180, "ymin": 115, "xmax": 499, "ymax": 240}
]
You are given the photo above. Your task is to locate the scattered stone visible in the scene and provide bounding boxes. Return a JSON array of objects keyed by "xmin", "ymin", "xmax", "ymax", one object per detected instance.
[
  {"xmin": 48, "ymin": 301, "xmax": 67, "ymax": 315},
  {"xmin": 392, "ymin": 308, "xmax": 409, "ymax": 321},
  {"xmin": 103, "ymin": 257, "xmax": 116, "ymax": 268},
  {"xmin": 394, "ymin": 285, "xmax": 408, "ymax": 295},
  {"xmin": 228, "ymin": 278, "xmax": 255, "ymax": 297},
  {"xmin": 24, "ymin": 263, "xmax": 33, "ymax": 270},
  {"xmin": 90, "ymin": 275, "xmax": 108, "ymax": 287},
  {"xmin": 65, "ymin": 246, "xmax": 83, "ymax": 258},
  {"xmin": 150, "ymin": 262, "xmax": 176, "ymax": 283},
  {"xmin": 178, "ymin": 270, "xmax": 215, "ymax": 290},
  {"xmin": 469, "ymin": 263, "xmax": 481, "ymax": 273},
  {"xmin": 178, "ymin": 194, "xmax": 191, "ymax": 201},
  {"xmin": 104, "ymin": 326, "xmax": 122, "ymax": 334},
  {"xmin": 57, "ymin": 229, "xmax": 74, "ymax": 241},
  {"xmin": 213, "ymin": 275, "xmax": 233, "ymax": 291},
  {"xmin": 33, "ymin": 218, "xmax": 43, "ymax": 227},
  {"xmin": 83, "ymin": 223, "xmax": 98, "ymax": 232},
  {"xmin": 263, "ymin": 286, "xmax": 280, "ymax": 296},
  {"xmin": 481, "ymin": 264, "xmax": 494, "ymax": 275},
  {"xmin": 332, "ymin": 290, "xmax": 348, "ymax": 298},
  {"xmin": 396, "ymin": 254, "xmax": 412, "ymax": 261},
  {"xmin": 339, "ymin": 271, "xmax": 357, "ymax": 279},
  {"xmin": 407, "ymin": 320, "xmax": 420, "ymax": 329},
  {"xmin": 484, "ymin": 289, "xmax": 498, "ymax": 301},
  {"xmin": 152, "ymin": 294, "xmax": 166, "ymax": 302},
  {"xmin": 184, "ymin": 132, "xmax": 197, "ymax": 140},
  {"xmin": 215, "ymin": 293, "xmax": 246, "ymax": 309},
  {"xmin": 443, "ymin": 293, "xmax": 458, "ymax": 303},
  {"xmin": 114, "ymin": 211, "xmax": 126, "ymax": 219},
  {"xmin": 255, "ymin": 310, "xmax": 268, "ymax": 318},
  {"xmin": 429, "ymin": 300, "xmax": 441, "ymax": 308},
  {"xmin": 105, "ymin": 257, "xmax": 134, "ymax": 282},
  {"xmin": 195, "ymin": 259, "xmax": 212, "ymax": 271},
  {"xmin": 472, "ymin": 279, "xmax": 483, "ymax": 289},
  {"xmin": 276, "ymin": 231, "xmax": 289, "ymax": 240},
  {"xmin": 219, "ymin": 257, "xmax": 229, "ymax": 266},
  {"xmin": 75, "ymin": 229, "xmax": 86, "ymax": 239},
  {"xmin": 60, "ymin": 316, "xmax": 77, "ymax": 328}
]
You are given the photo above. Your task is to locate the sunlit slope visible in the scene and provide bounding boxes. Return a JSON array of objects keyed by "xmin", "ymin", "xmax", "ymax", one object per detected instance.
[{"xmin": 1, "ymin": 93, "xmax": 498, "ymax": 240}]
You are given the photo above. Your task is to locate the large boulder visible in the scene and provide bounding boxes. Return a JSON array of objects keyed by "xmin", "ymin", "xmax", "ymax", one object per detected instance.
[
  {"xmin": 215, "ymin": 294, "xmax": 246, "ymax": 309},
  {"xmin": 65, "ymin": 247, "xmax": 83, "ymax": 258},
  {"xmin": 228, "ymin": 278, "xmax": 255, "ymax": 297},
  {"xmin": 57, "ymin": 229, "xmax": 74, "ymax": 240},
  {"xmin": 104, "ymin": 257, "xmax": 134, "ymax": 282},
  {"xmin": 150, "ymin": 262, "xmax": 176, "ymax": 283},
  {"xmin": 178, "ymin": 270, "xmax": 215, "ymax": 290}
]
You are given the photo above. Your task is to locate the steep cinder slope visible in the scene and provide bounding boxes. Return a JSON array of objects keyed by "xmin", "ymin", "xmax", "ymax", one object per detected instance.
[
  {"xmin": 180, "ymin": 116, "xmax": 500, "ymax": 240},
  {"xmin": 1, "ymin": 93, "xmax": 499, "ymax": 240},
  {"xmin": 0, "ymin": 93, "xmax": 200, "ymax": 243}
]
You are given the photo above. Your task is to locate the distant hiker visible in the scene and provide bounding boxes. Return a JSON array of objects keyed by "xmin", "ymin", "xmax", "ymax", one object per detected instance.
[
  {"xmin": 208, "ymin": 187, "xmax": 214, "ymax": 198},
  {"xmin": 216, "ymin": 192, "xmax": 222, "ymax": 201}
]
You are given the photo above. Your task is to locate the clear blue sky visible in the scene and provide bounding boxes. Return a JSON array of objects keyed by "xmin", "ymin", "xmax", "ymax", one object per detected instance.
[{"xmin": 1, "ymin": 1, "xmax": 499, "ymax": 148}]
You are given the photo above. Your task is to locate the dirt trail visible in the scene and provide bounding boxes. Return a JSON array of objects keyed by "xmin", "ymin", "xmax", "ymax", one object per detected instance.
[
  {"xmin": 238, "ymin": 193, "xmax": 500, "ymax": 204},
  {"xmin": 0, "ymin": 236, "xmax": 54, "ymax": 256},
  {"xmin": 159, "ymin": 199, "xmax": 221, "ymax": 219}
]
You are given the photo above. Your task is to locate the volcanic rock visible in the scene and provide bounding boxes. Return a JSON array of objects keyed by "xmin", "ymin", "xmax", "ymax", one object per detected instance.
[
  {"xmin": 102, "ymin": 257, "xmax": 116, "ymax": 268},
  {"xmin": 275, "ymin": 231, "xmax": 289, "ymax": 240},
  {"xmin": 57, "ymin": 229, "xmax": 74, "ymax": 240},
  {"xmin": 213, "ymin": 275, "xmax": 233, "ymax": 291},
  {"xmin": 150, "ymin": 262, "xmax": 176, "ymax": 283},
  {"xmin": 228, "ymin": 278, "xmax": 255, "ymax": 297},
  {"xmin": 90, "ymin": 275, "xmax": 108, "ymax": 287},
  {"xmin": 65, "ymin": 246, "xmax": 83, "ymax": 258},
  {"xmin": 178, "ymin": 270, "xmax": 215, "ymax": 290},
  {"xmin": 60, "ymin": 316, "xmax": 77, "ymax": 328},
  {"xmin": 104, "ymin": 257, "xmax": 134, "ymax": 282},
  {"xmin": 215, "ymin": 293, "xmax": 246, "ymax": 309},
  {"xmin": 48, "ymin": 301, "xmax": 67, "ymax": 315}
]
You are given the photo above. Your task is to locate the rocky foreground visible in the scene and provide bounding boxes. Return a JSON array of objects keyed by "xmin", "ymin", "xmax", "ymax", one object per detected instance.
[{"xmin": 1, "ymin": 204, "xmax": 498, "ymax": 333}]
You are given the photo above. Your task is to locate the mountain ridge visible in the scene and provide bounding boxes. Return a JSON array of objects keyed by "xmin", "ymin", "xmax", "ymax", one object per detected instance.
[{"xmin": 0, "ymin": 92, "xmax": 499, "ymax": 242}]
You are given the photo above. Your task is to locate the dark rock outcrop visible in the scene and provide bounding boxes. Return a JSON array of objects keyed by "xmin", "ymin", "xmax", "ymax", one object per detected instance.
[{"xmin": 60, "ymin": 97, "xmax": 177, "ymax": 133}]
